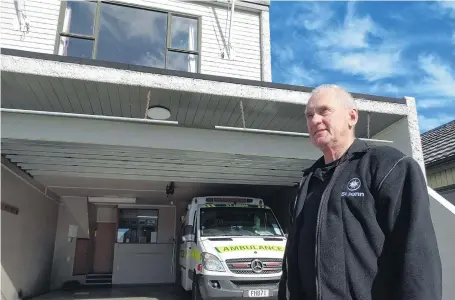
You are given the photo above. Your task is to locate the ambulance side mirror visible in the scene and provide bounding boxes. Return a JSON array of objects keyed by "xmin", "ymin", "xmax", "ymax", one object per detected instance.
[{"xmin": 181, "ymin": 225, "xmax": 194, "ymax": 242}]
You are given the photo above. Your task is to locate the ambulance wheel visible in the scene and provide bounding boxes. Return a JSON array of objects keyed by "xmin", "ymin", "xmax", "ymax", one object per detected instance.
[{"xmin": 192, "ymin": 277, "xmax": 203, "ymax": 300}]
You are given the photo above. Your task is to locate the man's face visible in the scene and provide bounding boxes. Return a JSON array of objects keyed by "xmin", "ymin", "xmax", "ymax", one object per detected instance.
[{"xmin": 305, "ymin": 90, "xmax": 357, "ymax": 149}]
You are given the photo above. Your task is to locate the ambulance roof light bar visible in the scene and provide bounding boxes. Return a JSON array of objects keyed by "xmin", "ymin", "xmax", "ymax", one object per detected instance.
[{"xmin": 193, "ymin": 196, "xmax": 264, "ymax": 206}]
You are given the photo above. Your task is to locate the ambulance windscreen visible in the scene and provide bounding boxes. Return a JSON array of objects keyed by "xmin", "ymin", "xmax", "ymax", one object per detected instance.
[{"xmin": 199, "ymin": 207, "xmax": 283, "ymax": 237}]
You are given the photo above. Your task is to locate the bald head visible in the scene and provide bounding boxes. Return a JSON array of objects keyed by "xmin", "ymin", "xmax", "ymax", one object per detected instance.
[
  {"xmin": 305, "ymin": 84, "xmax": 358, "ymax": 156},
  {"xmin": 307, "ymin": 84, "xmax": 357, "ymax": 112}
]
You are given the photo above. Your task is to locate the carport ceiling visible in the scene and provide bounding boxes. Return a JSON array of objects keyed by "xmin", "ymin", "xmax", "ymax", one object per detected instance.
[
  {"xmin": 1, "ymin": 139, "xmax": 314, "ymax": 187},
  {"xmin": 1, "ymin": 72, "xmax": 403, "ymax": 138}
]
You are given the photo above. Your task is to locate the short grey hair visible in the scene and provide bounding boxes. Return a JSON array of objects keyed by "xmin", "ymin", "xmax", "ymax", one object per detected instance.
[{"xmin": 310, "ymin": 84, "xmax": 357, "ymax": 109}]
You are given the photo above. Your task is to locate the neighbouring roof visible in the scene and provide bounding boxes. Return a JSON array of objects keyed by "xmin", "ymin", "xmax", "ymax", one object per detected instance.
[{"xmin": 421, "ymin": 119, "xmax": 455, "ymax": 166}]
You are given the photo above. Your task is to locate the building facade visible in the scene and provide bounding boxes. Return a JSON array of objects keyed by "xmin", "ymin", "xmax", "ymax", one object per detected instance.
[
  {"xmin": 423, "ymin": 119, "xmax": 455, "ymax": 205},
  {"xmin": 1, "ymin": 0, "xmax": 452, "ymax": 299}
]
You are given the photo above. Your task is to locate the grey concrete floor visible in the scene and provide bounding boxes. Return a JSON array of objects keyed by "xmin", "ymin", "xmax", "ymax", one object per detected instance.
[{"xmin": 32, "ymin": 285, "xmax": 190, "ymax": 300}]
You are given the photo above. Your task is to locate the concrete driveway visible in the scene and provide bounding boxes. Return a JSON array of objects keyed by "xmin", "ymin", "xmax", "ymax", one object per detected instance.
[{"xmin": 32, "ymin": 285, "xmax": 190, "ymax": 300}]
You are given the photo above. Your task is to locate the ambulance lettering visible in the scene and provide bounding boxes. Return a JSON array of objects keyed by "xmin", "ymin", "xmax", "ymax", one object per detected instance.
[{"xmin": 215, "ymin": 245, "xmax": 284, "ymax": 253}]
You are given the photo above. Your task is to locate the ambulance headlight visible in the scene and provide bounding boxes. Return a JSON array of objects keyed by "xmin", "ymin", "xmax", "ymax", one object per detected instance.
[{"xmin": 201, "ymin": 253, "xmax": 225, "ymax": 272}]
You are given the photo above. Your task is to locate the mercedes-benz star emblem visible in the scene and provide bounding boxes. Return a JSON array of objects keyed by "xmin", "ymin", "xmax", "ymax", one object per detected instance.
[{"xmin": 251, "ymin": 259, "xmax": 264, "ymax": 273}]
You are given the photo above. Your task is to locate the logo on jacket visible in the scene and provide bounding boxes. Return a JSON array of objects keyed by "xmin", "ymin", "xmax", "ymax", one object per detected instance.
[
  {"xmin": 347, "ymin": 178, "xmax": 361, "ymax": 191},
  {"xmin": 251, "ymin": 259, "xmax": 264, "ymax": 273},
  {"xmin": 341, "ymin": 178, "xmax": 364, "ymax": 197}
]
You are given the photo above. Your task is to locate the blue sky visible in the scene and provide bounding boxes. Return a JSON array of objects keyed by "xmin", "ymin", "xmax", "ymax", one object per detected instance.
[{"xmin": 270, "ymin": 0, "xmax": 455, "ymax": 132}]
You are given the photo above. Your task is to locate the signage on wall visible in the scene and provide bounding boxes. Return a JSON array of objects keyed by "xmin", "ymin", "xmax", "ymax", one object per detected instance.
[{"xmin": 1, "ymin": 203, "xmax": 19, "ymax": 215}]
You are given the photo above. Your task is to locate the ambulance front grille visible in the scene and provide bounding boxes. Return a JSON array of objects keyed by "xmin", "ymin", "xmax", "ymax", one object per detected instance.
[
  {"xmin": 231, "ymin": 280, "xmax": 280, "ymax": 289},
  {"xmin": 225, "ymin": 258, "xmax": 282, "ymax": 275}
]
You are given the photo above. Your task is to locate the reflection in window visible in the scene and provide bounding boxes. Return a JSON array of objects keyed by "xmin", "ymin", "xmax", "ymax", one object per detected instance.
[
  {"xmin": 58, "ymin": 1, "xmax": 96, "ymax": 57},
  {"xmin": 61, "ymin": 0, "xmax": 96, "ymax": 36},
  {"xmin": 59, "ymin": 37, "xmax": 93, "ymax": 58},
  {"xmin": 57, "ymin": 1, "xmax": 199, "ymax": 73},
  {"xmin": 167, "ymin": 52, "xmax": 198, "ymax": 72},
  {"xmin": 169, "ymin": 15, "xmax": 198, "ymax": 73},
  {"xmin": 97, "ymin": 3, "xmax": 167, "ymax": 68},
  {"xmin": 117, "ymin": 209, "xmax": 158, "ymax": 244},
  {"xmin": 171, "ymin": 16, "xmax": 198, "ymax": 51}
]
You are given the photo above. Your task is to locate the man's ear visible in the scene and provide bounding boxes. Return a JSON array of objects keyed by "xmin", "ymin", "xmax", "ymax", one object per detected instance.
[{"xmin": 348, "ymin": 109, "xmax": 358, "ymax": 127}]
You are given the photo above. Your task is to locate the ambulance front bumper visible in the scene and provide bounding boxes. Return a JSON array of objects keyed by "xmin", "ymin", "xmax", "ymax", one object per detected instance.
[{"xmin": 198, "ymin": 274, "xmax": 280, "ymax": 299}]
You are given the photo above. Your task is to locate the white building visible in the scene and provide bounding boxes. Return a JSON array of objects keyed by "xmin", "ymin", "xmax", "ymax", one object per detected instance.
[{"xmin": 1, "ymin": 0, "xmax": 453, "ymax": 299}]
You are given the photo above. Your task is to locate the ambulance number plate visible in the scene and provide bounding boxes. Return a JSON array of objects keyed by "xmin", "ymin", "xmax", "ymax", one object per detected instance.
[{"xmin": 246, "ymin": 289, "xmax": 269, "ymax": 297}]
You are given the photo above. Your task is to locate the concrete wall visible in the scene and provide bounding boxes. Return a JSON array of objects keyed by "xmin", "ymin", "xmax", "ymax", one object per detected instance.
[
  {"xmin": 50, "ymin": 196, "xmax": 88, "ymax": 289},
  {"xmin": 1, "ymin": 165, "xmax": 59, "ymax": 300},
  {"xmin": 439, "ymin": 189, "xmax": 455, "ymax": 206},
  {"xmin": 372, "ymin": 116, "xmax": 413, "ymax": 158},
  {"xmin": 430, "ymin": 194, "xmax": 455, "ymax": 300},
  {"xmin": 0, "ymin": 0, "xmax": 265, "ymax": 80}
]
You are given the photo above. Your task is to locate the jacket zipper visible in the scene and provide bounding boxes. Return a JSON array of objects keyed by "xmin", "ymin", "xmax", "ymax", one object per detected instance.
[{"xmin": 314, "ymin": 159, "xmax": 348, "ymax": 300}]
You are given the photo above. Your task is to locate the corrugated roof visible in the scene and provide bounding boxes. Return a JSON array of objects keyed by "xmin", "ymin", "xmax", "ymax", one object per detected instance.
[{"xmin": 421, "ymin": 119, "xmax": 455, "ymax": 166}]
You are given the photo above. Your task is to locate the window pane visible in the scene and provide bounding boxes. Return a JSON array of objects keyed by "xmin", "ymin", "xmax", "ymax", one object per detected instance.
[
  {"xmin": 167, "ymin": 51, "xmax": 198, "ymax": 73},
  {"xmin": 200, "ymin": 208, "xmax": 283, "ymax": 237},
  {"xmin": 117, "ymin": 209, "xmax": 159, "ymax": 244},
  {"xmin": 96, "ymin": 3, "xmax": 167, "ymax": 68},
  {"xmin": 58, "ymin": 36, "xmax": 93, "ymax": 59},
  {"xmin": 61, "ymin": 0, "xmax": 96, "ymax": 36},
  {"xmin": 171, "ymin": 16, "xmax": 198, "ymax": 51}
]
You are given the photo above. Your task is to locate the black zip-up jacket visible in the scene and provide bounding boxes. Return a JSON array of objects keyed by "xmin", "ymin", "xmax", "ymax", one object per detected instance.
[{"xmin": 278, "ymin": 139, "xmax": 442, "ymax": 300}]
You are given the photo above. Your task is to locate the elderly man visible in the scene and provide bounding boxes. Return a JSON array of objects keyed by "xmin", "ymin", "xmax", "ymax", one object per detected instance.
[{"xmin": 278, "ymin": 85, "xmax": 442, "ymax": 300}]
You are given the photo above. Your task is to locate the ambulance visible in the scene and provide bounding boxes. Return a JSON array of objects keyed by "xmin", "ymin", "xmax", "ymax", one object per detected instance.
[{"xmin": 179, "ymin": 196, "xmax": 287, "ymax": 299}]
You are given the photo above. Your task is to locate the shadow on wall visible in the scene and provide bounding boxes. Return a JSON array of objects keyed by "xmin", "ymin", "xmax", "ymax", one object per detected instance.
[{"xmin": 1, "ymin": 165, "xmax": 59, "ymax": 300}]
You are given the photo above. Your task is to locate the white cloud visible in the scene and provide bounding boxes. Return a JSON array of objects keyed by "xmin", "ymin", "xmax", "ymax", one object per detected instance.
[
  {"xmin": 273, "ymin": 45, "xmax": 294, "ymax": 63},
  {"xmin": 417, "ymin": 99, "xmax": 454, "ymax": 109},
  {"xmin": 286, "ymin": 64, "xmax": 319, "ymax": 86},
  {"xmin": 419, "ymin": 114, "xmax": 454, "ymax": 132},
  {"xmin": 292, "ymin": 1, "xmax": 406, "ymax": 81},
  {"xmin": 417, "ymin": 54, "xmax": 455, "ymax": 98},
  {"xmin": 323, "ymin": 49, "xmax": 403, "ymax": 81},
  {"xmin": 314, "ymin": 2, "xmax": 385, "ymax": 50},
  {"xmin": 370, "ymin": 83, "xmax": 400, "ymax": 94},
  {"xmin": 286, "ymin": 2, "xmax": 334, "ymax": 31},
  {"xmin": 437, "ymin": 0, "xmax": 455, "ymax": 18}
]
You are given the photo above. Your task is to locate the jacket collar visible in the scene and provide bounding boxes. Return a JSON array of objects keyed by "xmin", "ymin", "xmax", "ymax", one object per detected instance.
[{"xmin": 302, "ymin": 138, "xmax": 369, "ymax": 175}]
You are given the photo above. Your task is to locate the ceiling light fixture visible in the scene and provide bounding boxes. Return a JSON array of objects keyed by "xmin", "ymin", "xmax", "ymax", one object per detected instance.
[{"xmin": 146, "ymin": 106, "xmax": 171, "ymax": 120}]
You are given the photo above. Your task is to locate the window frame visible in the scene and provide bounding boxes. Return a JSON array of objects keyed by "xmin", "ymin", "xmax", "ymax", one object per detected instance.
[
  {"xmin": 116, "ymin": 208, "xmax": 160, "ymax": 244},
  {"xmin": 54, "ymin": 0, "xmax": 202, "ymax": 73}
]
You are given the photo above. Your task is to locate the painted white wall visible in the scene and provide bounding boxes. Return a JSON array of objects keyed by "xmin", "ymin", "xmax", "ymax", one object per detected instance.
[
  {"xmin": 429, "ymin": 193, "xmax": 455, "ymax": 300},
  {"xmin": 0, "ymin": 0, "xmax": 61, "ymax": 53},
  {"xmin": 0, "ymin": 0, "xmax": 263, "ymax": 80},
  {"xmin": 50, "ymin": 196, "xmax": 88, "ymax": 289},
  {"xmin": 1, "ymin": 165, "xmax": 59, "ymax": 300},
  {"xmin": 112, "ymin": 243, "xmax": 175, "ymax": 284},
  {"xmin": 372, "ymin": 117, "xmax": 413, "ymax": 158}
]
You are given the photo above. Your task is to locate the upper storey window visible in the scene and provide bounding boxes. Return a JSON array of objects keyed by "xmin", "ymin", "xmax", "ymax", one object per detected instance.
[{"xmin": 57, "ymin": 1, "xmax": 199, "ymax": 73}]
